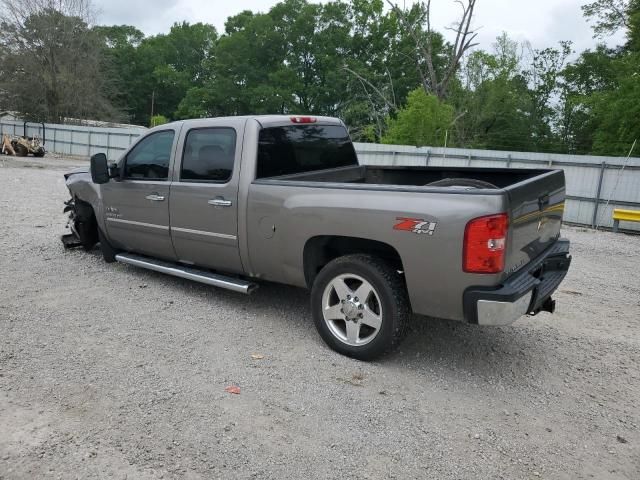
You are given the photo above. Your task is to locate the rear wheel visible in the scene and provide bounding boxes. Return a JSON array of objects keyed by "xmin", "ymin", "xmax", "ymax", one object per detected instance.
[
  {"xmin": 13, "ymin": 143, "xmax": 28, "ymax": 157},
  {"xmin": 310, "ymin": 254, "xmax": 410, "ymax": 360},
  {"xmin": 426, "ymin": 178, "xmax": 498, "ymax": 189}
]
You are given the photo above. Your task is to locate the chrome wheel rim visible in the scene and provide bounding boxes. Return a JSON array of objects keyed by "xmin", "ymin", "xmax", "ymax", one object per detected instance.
[{"xmin": 321, "ymin": 273, "xmax": 383, "ymax": 347}]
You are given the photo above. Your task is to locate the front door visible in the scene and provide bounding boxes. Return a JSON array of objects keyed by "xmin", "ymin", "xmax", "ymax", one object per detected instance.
[
  {"xmin": 169, "ymin": 126, "xmax": 243, "ymax": 274},
  {"xmin": 102, "ymin": 129, "xmax": 178, "ymax": 261}
]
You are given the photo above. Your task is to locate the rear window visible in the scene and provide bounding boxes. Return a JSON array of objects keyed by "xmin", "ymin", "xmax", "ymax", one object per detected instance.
[{"xmin": 257, "ymin": 125, "xmax": 358, "ymax": 179}]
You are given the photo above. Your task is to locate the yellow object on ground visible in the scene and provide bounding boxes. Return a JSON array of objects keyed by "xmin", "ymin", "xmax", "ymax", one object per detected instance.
[{"xmin": 612, "ymin": 209, "xmax": 640, "ymax": 232}]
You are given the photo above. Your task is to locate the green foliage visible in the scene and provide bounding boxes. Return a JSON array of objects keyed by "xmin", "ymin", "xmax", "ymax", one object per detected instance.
[
  {"xmin": 150, "ymin": 115, "xmax": 168, "ymax": 127},
  {"xmin": 2, "ymin": 0, "xmax": 639, "ymax": 157},
  {"xmin": 559, "ymin": 0, "xmax": 640, "ymax": 155},
  {"xmin": 589, "ymin": 52, "xmax": 640, "ymax": 154},
  {"xmin": 382, "ymin": 89, "xmax": 454, "ymax": 147},
  {"xmin": 94, "ymin": 21, "xmax": 217, "ymax": 125},
  {"xmin": 0, "ymin": 8, "xmax": 121, "ymax": 123},
  {"xmin": 582, "ymin": 0, "xmax": 631, "ymax": 37}
]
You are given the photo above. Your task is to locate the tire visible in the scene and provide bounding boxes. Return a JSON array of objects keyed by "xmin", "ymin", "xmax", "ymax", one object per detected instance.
[
  {"xmin": 426, "ymin": 177, "xmax": 498, "ymax": 189},
  {"xmin": 75, "ymin": 217, "xmax": 98, "ymax": 251},
  {"xmin": 310, "ymin": 254, "xmax": 411, "ymax": 360},
  {"xmin": 72, "ymin": 199, "xmax": 98, "ymax": 251},
  {"xmin": 98, "ymin": 227, "xmax": 117, "ymax": 263},
  {"xmin": 34, "ymin": 148, "xmax": 45, "ymax": 157},
  {"xmin": 13, "ymin": 143, "xmax": 28, "ymax": 157}
]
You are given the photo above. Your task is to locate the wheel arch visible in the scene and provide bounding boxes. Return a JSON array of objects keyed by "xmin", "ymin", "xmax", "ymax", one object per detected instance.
[
  {"xmin": 303, "ymin": 235, "xmax": 405, "ymax": 288},
  {"xmin": 71, "ymin": 196, "xmax": 99, "ymax": 250}
]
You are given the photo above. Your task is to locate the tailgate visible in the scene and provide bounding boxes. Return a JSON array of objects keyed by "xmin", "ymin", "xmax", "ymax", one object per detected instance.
[{"xmin": 504, "ymin": 169, "xmax": 565, "ymax": 277}]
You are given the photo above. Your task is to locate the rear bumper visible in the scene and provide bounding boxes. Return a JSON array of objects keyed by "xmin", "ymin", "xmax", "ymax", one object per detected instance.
[{"xmin": 463, "ymin": 239, "xmax": 571, "ymax": 325}]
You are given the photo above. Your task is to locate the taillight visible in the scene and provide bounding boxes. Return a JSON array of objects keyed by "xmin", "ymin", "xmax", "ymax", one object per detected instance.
[
  {"xmin": 463, "ymin": 213, "xmax": 508, "ymax": 274},
  {"xmin": 290, "ymin": 116, "xmax": 317, "ymax": 124}
]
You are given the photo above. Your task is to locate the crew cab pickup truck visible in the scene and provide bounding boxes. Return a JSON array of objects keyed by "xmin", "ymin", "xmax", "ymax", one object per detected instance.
[{"xmin": 62, "ymin": 115, "xmax": 571, "ymax": 360}]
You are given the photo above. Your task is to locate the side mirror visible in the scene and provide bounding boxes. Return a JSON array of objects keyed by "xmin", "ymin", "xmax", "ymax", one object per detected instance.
[
  {"xmin": 108, "ymin": 162, "xmax": 121, "ymax": 180},
  {"xmin": 90, "ymin": 153, "xmax": 110, "ymax": 184}
]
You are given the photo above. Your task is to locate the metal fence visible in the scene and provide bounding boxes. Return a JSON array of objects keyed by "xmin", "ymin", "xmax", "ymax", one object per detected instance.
[
  {"xmin": 2, "ymin": 116, "xmax": 638, "ymax": 231},
  {"xmin": 0, "ymin": 116, "xmax": 147, "ymax": 161},
  {"xmin": 354, "ymin": 143, "xmax": 640, "ymax": 232}
]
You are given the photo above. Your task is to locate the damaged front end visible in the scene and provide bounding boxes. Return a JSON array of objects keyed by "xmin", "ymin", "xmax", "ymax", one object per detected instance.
[
  {"xmin": 61, "ymin": 198, "xmax": 84, "ymax": 249},
  {"xmin": 61, "ymin": 168, "xmax": 100, "ymax": 251},
  {"xmin": 61, "ymin": 196, "xmax": 98, "ymax": 251}
]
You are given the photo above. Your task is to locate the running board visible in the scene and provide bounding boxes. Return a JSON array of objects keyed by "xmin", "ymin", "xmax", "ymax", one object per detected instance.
[{"xmin": 115, "ymin": 253, "xmax": 258, "ymax": 294}]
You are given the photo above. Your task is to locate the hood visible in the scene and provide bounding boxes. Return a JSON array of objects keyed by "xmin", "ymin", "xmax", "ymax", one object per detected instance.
[{"xmin": 64, "ymin": 166, "xmax": 89, "ymax": 180}]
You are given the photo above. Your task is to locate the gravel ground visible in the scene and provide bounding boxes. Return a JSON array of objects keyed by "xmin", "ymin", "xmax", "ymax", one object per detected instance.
[{"xmin": 1, "ymin": 155, "xmax": 639, "ymax": 480}]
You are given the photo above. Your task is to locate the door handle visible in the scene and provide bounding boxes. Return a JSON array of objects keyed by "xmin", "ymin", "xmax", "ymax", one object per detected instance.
[
  {"xmin": 145, "ymin": 194, "xmax": 166, "ymax": 202},
  {"xmin": 538, "ymin": 194, "xmax": 550, "ymax": 210},
  {"xmin": 208, "ymin": 198, "xmax": 233, "ymax": 207}
]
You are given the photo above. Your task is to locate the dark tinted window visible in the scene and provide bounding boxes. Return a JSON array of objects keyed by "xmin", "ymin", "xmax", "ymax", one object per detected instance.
[
  {"xmin": 181, "ymin": 128, "xmax": 236, "ymax": 182},
  {"xmin": 124, "ymin": 130, "xmax": 174, "ymax": 180},
  {"xmin": 257, "ymin": 125, "xmax": 358, "ymax": 179}
]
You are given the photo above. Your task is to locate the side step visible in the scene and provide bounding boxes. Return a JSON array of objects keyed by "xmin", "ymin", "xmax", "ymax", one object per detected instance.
[{"xmin": 115, "ymin": 253, "xmax": 258, "ymax": 294}]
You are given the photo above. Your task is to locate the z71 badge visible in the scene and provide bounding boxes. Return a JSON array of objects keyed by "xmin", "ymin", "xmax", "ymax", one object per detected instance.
[{"xmin": 394, "ymin": 218, "xmax": 438, "ymax": 236}]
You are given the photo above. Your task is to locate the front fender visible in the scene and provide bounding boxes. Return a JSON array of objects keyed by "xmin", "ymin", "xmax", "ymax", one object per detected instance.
[{"xmin": 65, "ymin": 171, "xmax": 106, "ymax": 233}]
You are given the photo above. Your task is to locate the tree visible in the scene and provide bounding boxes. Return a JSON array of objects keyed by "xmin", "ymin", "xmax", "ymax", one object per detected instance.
[
  {"xmin": 582, "ymin": 0, "xmax": 632, "ymax": 37},
  {"xmin": 134, "ymin": 22, "xmax": 217, "ymax": 124},
  {"xmin": 93, "ymin": 25, "xmax": 144, "ymax": 121},
  {"xmin": 559, "ymin": 0, "xmax": 640, "ymax": 154},
  {"xmin": 557, "ymin": 45, "xmax": 619, "ymax": 153},
  {"xmin": 526, "ymin": 41, "xmax": 573, "ymax": 151},
  {"xmin": 176, "ymin": 10, "xmax": 288, "ymax": 118},
  {"xmin": 382, "ymin": 88, "xmax": 454, "ymax": 146},
  {"xmin": 0, "ymin": 0, "xmax": 121, "ymax": 122},
  {"xmin": 449, "ymin": 33, "xmax": 534, "ymax": 151},
  {"xmin": 386, "ymin": 0, "xmax": 479, "ymax": 100}
]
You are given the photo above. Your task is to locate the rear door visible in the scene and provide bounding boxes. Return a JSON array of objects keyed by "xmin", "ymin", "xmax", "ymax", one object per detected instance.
[
  {"xmin": 102, "ymin": 128, "xmax": 179, "ymax": 261},
  {"xmin": 169, "ymin": 121, "xmax": 244, "ymax": 274}
]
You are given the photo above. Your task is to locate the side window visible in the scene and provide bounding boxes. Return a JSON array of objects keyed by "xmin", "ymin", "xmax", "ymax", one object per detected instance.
[
  {"xmin": 181, "ymin": 128, "xmax": 237, "ymax": 183},
  {"xmin": 124, "ymin": 130, "xmax": 175, "ymax": 180}
]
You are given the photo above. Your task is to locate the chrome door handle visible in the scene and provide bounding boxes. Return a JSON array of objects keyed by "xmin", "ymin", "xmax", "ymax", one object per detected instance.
[
  {"xmin": 145, "ymin": 194, "xmax": 165, "ymax": 202},
  {"xmin": 208, "ymin": 198, "xmax": 232, "ymax": 207}
]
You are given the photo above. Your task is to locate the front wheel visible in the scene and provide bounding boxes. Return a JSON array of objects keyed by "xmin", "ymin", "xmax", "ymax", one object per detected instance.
[{"xmin": 310, "ymin": 254, "xmax": 411, "ymax": 360}]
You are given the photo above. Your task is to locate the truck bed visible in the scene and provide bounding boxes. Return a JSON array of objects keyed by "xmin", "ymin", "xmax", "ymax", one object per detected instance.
[
  {"xmin": 257, "ymin": 164, "xmax": 552, "ymax": 190},
  {"xmin": 252, "ymin": 163, "xmax": 566, "ymax": 319}
]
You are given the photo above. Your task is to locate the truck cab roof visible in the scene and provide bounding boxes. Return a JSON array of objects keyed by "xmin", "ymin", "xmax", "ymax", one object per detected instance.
[{"xmin": 163, "ymin": 115, "xmax": 345, "ymax": 130}]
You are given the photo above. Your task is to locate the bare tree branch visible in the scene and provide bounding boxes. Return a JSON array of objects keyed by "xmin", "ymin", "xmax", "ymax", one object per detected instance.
[
  {"xmin": 342, "ymin": 64, "xmax": 397, "ymax": 112},
  {"xmin": 386, "ymin": 0, "xmax": 479, "ymax": 99}
]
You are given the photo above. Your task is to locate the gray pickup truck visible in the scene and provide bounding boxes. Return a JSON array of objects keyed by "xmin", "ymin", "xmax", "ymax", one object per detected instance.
[{"xmin": 62, "ymin": 115, "xmax": 571, "ymax": 359}]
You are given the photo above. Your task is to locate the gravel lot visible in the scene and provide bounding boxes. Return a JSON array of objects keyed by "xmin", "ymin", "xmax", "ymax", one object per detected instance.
[{"xmin": 1, "ymin": 155, "xmax": 639, "ymax": 480}]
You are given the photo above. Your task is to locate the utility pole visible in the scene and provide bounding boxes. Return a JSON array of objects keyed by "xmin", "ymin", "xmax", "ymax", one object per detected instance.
[{"xmin": 150, "ymin": 90, "xmax": 156, "ymax": 126}]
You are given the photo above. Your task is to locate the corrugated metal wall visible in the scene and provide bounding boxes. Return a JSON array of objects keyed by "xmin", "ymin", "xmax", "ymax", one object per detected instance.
[
  {"xmin": 2, "ymin": 116, "xmax": 638, "ymax": 231},
  {"xmin": 0, "ymin": 116, "xmax": 147, "ymax": 161},
  {"xmin": 355, "ymin": 143, "xmax": 640, "ymax": 232}
]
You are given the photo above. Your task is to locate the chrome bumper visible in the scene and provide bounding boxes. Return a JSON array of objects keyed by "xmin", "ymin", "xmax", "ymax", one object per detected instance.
[
  {"xmin": 463, "ymin": 239, "xmax": 571, "ymax": 325},
  {"xmin": 476, "ymin": 292, "xmax": 533, "ymax": 326}
]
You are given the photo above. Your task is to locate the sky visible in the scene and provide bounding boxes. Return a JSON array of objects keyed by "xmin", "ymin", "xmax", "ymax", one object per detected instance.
[{"xmin": 94, "ymin": 0, "xmax": 626, "ymax": 54}]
